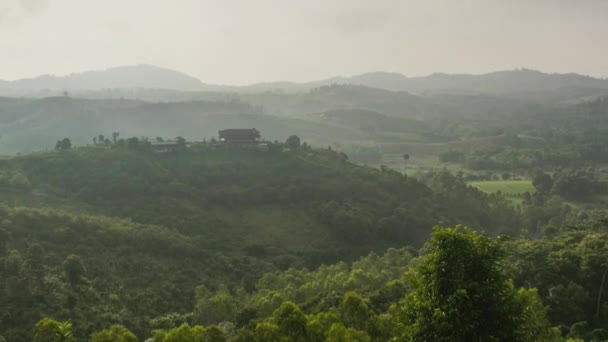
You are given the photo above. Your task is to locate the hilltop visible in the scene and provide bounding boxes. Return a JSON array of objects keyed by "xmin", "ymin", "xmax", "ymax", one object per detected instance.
[{"xmin": 0, "ymin": 65, "xmax": 206, "ymax": 95}]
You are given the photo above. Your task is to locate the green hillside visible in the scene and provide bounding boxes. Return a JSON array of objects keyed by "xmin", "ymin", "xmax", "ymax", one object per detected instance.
[{"xmin": 0, "ymin": 142, "xmax": 528, "ymax": 339}]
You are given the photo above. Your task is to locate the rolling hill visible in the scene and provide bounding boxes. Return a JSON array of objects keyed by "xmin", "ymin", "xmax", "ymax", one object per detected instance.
[{"xmin": 0, "ymin": 144, "xmax": 521, "ymax": 338}]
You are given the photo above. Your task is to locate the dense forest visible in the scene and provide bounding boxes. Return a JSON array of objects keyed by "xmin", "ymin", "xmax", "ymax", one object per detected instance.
[{"xmin": 0, "ymin": 136, "xmax": 607, "ymax": 341}]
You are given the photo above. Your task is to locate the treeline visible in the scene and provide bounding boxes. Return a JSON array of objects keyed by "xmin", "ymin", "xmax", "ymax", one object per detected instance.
[
  {"xmin": 24, "ymin": 225, "xmax": 608, "ymax": 341},
  {"xmin": 438, "ymin": 97, "xmax": 608, "ymax": 173}
]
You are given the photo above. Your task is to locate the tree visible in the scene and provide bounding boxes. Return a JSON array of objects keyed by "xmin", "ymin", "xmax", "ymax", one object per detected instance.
[
  {"xmin": 400, "ymin": 226, "xmax": 529, "ymax": 341},
  {"xmin": 25, "ymin": 243, "xmax": 46, "ymax": 293},
  {"xmin": 252, "ymin": 322, "xmax": 286, "ymax": 342},
  {"xmin": 551, "ymin": 169, "xmax": 597, "ymax": 200},
  {"xmin": 326, "ymin": 323, "xmax": 370, "ymax": 342},
  {"xmin": 91, "ymin": 325, "xmax": 137, "ymax": 342},
  {"xmin": 112, "ymin": 132, "xmax": 120, "ymax": 144},
  {"xmin": 0, "ymin": 227, "xmax": 9, "ymax": 256},
  {"xmin": 272, "ymin": 302, "xmax": 308, "ymax": 341},
  {"xmin": 55, "ymin": 138, "xmax": 72, "ymax": 151},
  {"xmin": 175, "ymin": 136, "xmax": 187, "ymax": 146},
  {"xmin": 126, "ymin": 137, "xmax": 140, "ymax": 148},
  {"xmin": 515, "ymin": 288, "xmax": 552, "ymax": 341},
  {"xmin": 338, "ymin": 292, "xmax": 369, "ymax": 331},
  {"xmin": 63, "ymin": 254, "xmax": 86, "ymax": 288},
  {"xmin": 286, "ymin": 135, "xmax": 301, "ymax": 150},
  {"xmin": 33, "ymin": 318, "xmax": 74, "ymax": 342},
  {"xmin": 194, "ymin": 285, "xmax": 238, "ymax": 325},
  {"xmin": 153, "ymin": 324, "xmax": 205, "ymax": 342},
  {"xmin": 202, "ymin": 326, "xmax": 226, "ymax": 342}
]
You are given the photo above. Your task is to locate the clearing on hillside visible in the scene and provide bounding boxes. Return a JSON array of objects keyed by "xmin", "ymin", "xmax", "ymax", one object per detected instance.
[{"xmin": 469, "ymin": 180, "xmax": 535, "ymax": 195}]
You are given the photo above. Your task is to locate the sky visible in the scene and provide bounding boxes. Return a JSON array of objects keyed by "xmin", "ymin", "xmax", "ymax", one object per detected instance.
[{"xmin": 1, "ymin": 0, "xmax": 608, "ymax": 84}]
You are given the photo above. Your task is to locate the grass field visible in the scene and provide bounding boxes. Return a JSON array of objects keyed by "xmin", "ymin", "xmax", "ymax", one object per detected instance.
[
  {"xmin": 468, "ymin": 180, "xmax": 535, "ymax": 195},
  {"xmin": 468, "ymin": 180, "xmax": 535, "ymax": 205}
]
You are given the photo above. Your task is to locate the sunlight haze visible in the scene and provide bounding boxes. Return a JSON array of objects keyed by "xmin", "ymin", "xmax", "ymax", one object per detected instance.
[{"xmin": 1, "ymin": 0, "xmax": 608, "ymax": 84}]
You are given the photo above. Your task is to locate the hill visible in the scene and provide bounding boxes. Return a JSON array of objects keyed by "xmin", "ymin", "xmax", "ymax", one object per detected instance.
[
  {"xmin": 345, "ymin": 69, "xmax": 608, "ymax": 96},
  {"xmin": 0, "ymin": 97, "xmax": 368, "ymax": 155},
  {"xmin": 1, "ymin": 143, "xmax": 606, "ymax": 340},
  {"xmin": 0, "ymin": 65, "xmax": 206, "ymax": 95},
  {"xmin": 0, "ymin": 143, "xmax": 523, "ymax": 338}
]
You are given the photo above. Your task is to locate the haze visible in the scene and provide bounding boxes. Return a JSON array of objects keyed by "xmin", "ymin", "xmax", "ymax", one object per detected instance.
[{"xmin": 1, "ymin": 0, "xmax": 608, "ymax": 84}]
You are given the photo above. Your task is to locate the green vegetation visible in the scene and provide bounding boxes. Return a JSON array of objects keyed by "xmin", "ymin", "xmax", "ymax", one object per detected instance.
[
  {"xmin": 469, "ymin": 180, "xmax": 535, "ymax": 204},
  {"xmin": 0, "ymin": 138, "xmax": 606, "ymax": 341},
  {"xmin": 3, "ymin": 65, "xmax": 608, "ymax": 341},
  {"xmin": 469, "ymin": 180, "xmax": 535, "ymax": 195}
]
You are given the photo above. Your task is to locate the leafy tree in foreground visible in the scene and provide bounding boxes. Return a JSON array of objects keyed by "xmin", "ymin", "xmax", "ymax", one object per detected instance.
[
  {"xmin": 272, "ymin": 301, "xmax": 308, "ymax": 341},
  {"xmin": 338, "ymin": 291, "xmax": 370, "ymax": 331},
  {"xmin": 90, "ymin": 324, "xmax": 138, "ymax": 342},
  {"xmin": 326, "ymin": 322, "xmax": 370, "ymax": 342},
  {"xmin": 32, "ymin": 318, "xmax": 74, "ymax": 342},
  {"xmin": 399, "ymin": 226, "xmax": 529, "ymax": 342}
]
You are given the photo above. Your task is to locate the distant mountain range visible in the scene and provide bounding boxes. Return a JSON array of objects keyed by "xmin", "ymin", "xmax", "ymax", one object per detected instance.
[
  {"xmin": 0, "ymin": 64, "xmax": 206, "ymax": 94},
  {"xmin": 2, "ymin": 64, "xmax": 608, "ymax": 98}
]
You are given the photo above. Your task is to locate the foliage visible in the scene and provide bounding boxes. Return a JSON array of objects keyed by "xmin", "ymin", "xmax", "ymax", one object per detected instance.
[
  {"xmin": 0, "ymin": 144, "xmax": 606, "ymax": 340},
  {"xmin": 32, "ymin": 318, "xmax": 74, "ymax": 342},
  {"xmin": 90, "ymin": 325, "xmax": 138, "ymax": 342},
  {"xmin": 398, "ymin": 226, "xmax": 527, "ymax": 341},
  {"xmin": 55, "ymin": 138, "xmax": 72, "ymax": 151}
]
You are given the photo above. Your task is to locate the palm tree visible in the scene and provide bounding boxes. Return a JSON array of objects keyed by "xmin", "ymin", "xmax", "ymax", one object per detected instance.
[{"xmin": 56, "ymin": 321, "xmax": 73, "ymax": 342}]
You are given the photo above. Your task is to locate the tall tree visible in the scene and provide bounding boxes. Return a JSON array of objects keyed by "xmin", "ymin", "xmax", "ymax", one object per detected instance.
[
  {"xmin": 32, "ymin": 318, "xmax": 74, "ymax": 342},
  {"xmin": 63, "ymin": 254, "xmax": 86, "ymax": 289},
  {"xmin": 272, "ymin": 302, "xmax": 308, "ymax": 341},
  {"xmin": 286, "ymin": 135, "xmax": 301, "ymax": 151},
  {"xmin": 399, "ymin": 226, "xmax": 529, "ymax": 341}
]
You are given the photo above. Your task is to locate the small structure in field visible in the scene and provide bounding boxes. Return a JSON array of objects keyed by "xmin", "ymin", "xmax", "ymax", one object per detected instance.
[
  {"xmin": 151, "ymin": 140, "xmax": 179, "ymax": 153},
  {"xmin": 218, "ymin": 129, "xmax": 261, "ymax": 145}
]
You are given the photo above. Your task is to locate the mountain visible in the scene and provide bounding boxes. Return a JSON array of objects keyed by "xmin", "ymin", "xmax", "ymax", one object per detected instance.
[
  {"xmin": 3, "ymin": 65, "xmax": 608, "ymax": 100},
  {"xmin": 219, "ymin": 69, "xmax": 608, "ymax": 100},
  {"xmin": 0, "ymin": 64, "xmax": 206, "ymax": 94},
  {"xmin": 354, "ymin": 69, "xmax": 608, "ymax": 95}
]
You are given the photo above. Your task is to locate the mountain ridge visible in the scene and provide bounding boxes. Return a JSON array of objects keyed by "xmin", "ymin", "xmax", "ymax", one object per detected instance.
[
  {"xmin": 2, "ymin": 65, "xmax": 608, "ymax": 96},
  {"xmin": 0, "ymin": 64, "xmax": 207, "ymax": 93}
]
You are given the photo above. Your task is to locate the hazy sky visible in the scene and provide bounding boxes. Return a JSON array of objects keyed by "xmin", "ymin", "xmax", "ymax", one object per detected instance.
[{"xmin": 1, "ymin": 0, "xmax": 607, "ymax": 84}]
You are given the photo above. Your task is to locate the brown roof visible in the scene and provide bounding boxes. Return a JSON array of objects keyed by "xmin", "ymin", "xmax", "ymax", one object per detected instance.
[{"xmin": 218, "ymin": 129, "xmax": 260, "ymax": 140}]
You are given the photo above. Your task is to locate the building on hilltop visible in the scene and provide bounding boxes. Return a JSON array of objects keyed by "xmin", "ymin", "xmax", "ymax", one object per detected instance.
[
  {"xmin": 218, "ymin": 128, "xmax": 261, "ymax": 145},
  {"xmin": 151, "ymin": 140, "xmax": 179, "ymax": 153}
]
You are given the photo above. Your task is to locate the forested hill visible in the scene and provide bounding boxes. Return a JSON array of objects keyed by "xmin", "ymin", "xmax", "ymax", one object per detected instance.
[
  {"xmin": 0, "ymin": 141, "xmax": 522, "ymax": 339},
  {"xmin": 1, "ymin": 142, "xmax": 520, "ymax": 252}
]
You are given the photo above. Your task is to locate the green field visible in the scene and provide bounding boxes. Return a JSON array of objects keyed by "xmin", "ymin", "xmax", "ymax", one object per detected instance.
[
  {"xmin": 468, "ymin": 180, "xmax": 535, "ymax": 195},
  {"xmin": 468, "ymin": 180, "xmax": 535, "ymax": 205}
]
